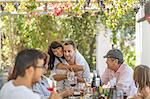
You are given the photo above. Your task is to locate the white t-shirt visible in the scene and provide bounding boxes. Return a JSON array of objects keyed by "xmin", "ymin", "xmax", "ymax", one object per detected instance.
[
  {"xmin": 0, "ymin": 80, "xmax": 41, "ymax": 99},
  {"xmin": 52, "ymin": 50, "xmax": 90, "ymax": 90},
  {"xmin": 75, "ymin": 50, "xmax": 91, "ymax": 82}
]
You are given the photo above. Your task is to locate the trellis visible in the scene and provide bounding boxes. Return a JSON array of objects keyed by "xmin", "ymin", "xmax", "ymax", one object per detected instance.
[
  {"xmin": 0, "ymin": 0, "xmax": 100, "ymax": 15},
  {"xmin": 0, "ymin": 0, "xmax": 101, "ymax": 69},
  {"xmin": 0, "ymin": 0, "xmax": 146, "ymax": 69}
]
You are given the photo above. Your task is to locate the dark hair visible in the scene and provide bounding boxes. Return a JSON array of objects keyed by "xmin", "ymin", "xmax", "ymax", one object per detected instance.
[
  {"xmin": 134, "ymin": 65, "xmax": 150, "ymax": 91},
  {"xmin": 117, "ymin": 58, "xmax": 124, "ymax": 64},
  {"xmin": 9, "ymin": 49, "xmax": 45, "ymax": 79},
  {"xmin": 8, "ymin": 66, "xmax": 17, "ymax": 81},
  {"xmin": 48, "ymin": 41, "xmax": 64, "ymax": 70},
  {"xmin": 63, "ymin": 40, "xmax": 76, "ymax": 49}
]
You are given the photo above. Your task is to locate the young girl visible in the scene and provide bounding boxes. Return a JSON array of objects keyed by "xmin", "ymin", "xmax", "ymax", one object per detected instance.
[{"xmin": 133, "ymin": 65, "xmax": 150, "ymax": 99}]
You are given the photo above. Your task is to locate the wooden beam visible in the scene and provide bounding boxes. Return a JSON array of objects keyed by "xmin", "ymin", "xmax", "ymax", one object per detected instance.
[{"xmin": 0, "ymin": 0, "xmax": 77, "ymax": 3}]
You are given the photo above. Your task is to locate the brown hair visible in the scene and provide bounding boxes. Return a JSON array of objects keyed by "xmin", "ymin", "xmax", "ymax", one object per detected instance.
[
  {"xmin": 8, "ymin": 49, "xmax": 47, "ymax": 81},
  {"xmin": 48, "ymin": 41, "xmax": 64, "ymax": 70},
  {"xmin": 134, "ymin": 65, "xmax": 150, "ymax": 91},
  {"xmin": 63, "ymin": 40, "xmax": 76, "ymax": 50}
]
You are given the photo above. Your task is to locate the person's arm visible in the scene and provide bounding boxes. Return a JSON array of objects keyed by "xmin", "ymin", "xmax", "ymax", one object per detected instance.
[
  {"xmin": 133, "ymin": 92, "xmax": 143, "ymax": 99},
  {"xmin": 53, "ymin": 74, "xmax": 67, "ymax": 81},
  {"xmin": 76, "ymin": 76, "xmax": 85, "ymax": 83},
  {"xmin": 71, "ymin": 64, "xmax": 84, "ymax": 72},
  {"xmin": 78, "ymin": 61, "xmax": 90, "ymax": 83},
  {"xmin": 101, "ymin": 68, "xmax": 110, "ymax": 85},
  {"xmin": 56, "ymin": 63, "xmax": 69, "ymax": 70},
  {"xmin": 59, "ymin": 89, "xmax": 74, "ymax": 98},
  {"xmin": 74, "ymin": 71, "xmax": 85, "ymax": 83},
  {"xmin": 57, "ymin": 63, "xmax": 84, "ymax": 72}
]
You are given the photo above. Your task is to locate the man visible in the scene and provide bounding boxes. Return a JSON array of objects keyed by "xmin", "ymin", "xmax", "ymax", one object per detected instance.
[
  {"xmin": 63, "ymin": 40, "xmax": 91, "ymax": 83},
  {"xmin": 0, "ymin": 49, "xmax": 61, "ymax": 99},
  {"xmin": 137, "ymin": 1, "xmax": 150, "ymax": 24},
  {"xmin": 102, "ymin": 49, "xmax": 137, "ymax": 97}
]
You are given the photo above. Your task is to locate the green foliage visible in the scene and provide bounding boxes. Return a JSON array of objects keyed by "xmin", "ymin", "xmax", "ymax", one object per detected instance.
[
  {"xmin": 1, "ymin": 15, "xmax": 60, "ymax": 67},
  {"xmin": 95, "ymin": 0, "xmax": 138, "ymax": 67},
  {"xmin": 1, "ymin": 0, "xmax": 140, "ymax": 69},
  {"xmin": 16, "ymin": 15, "xmax": 59, "ymax": 51},
  {"xmin": 60, "ymin": 12, "xmax": 97, "ymax": 70}
]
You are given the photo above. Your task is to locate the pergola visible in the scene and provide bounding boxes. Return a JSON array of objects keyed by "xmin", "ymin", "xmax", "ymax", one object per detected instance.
[
  {"xmin": 1, "ymin": 0, "xmax": 150, "ymax": 74},
  {"xmin": 0, "ymin": 0, "xmax": 100, "ymax": 15},
  {"xmin": 0, "ymin": 0, "xmax": 106, "ymax": 71}
]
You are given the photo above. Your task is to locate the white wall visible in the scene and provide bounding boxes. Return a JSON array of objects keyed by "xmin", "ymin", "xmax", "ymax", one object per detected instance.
[
  {"xmin": 96, "ymin": 23, "xmax": 112, "ymax": 76},
  {"xmin": 136, "ymin": 6, "xmax": 150, "ymax": 67}
]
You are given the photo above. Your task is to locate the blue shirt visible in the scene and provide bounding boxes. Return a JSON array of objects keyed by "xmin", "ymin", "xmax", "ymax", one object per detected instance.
[{"xmin": 32, "ymin": 76, "xmax": 51, "ymax": 99}]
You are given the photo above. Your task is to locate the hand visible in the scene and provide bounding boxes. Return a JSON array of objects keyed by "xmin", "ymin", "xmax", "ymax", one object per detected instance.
[
  {"xmin": 72, "ymin": 65, "xmax": 84, "ymax": 72},
  {"xmin": 141, "ymin": 86, "xmax": 150, "ymax": 97},
  {"xmin": 75, "ymin": 72, "xmax": 80, "ymax": 77},
  {"xmin": 133, "ymin": 93, "xmax": 144, "ymax": 99},
  {"xmin": 49, "ymin": 92, "xmax": 62, "ymax": 99},
  {"xmin": 66, "ymin": 65, "xmax": 73, "ymax": 71},
  {"xmin": 76, "ymin": 76, "xmax": 85, "ymax": 83},
  {"xmin": 59, "ymin": 88, "xmax": 74, "ymax": 98}
]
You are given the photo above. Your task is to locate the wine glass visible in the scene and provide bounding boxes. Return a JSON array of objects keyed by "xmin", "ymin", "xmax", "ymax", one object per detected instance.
[
  {"xmin": 78, "ymin": 83, "xmax": 85, "ymax": 95},
  {"xmin": 67, "ymin": 71, "xmax": 78, "ymax": 88},
  {"xmin": 67, "ymin": 71, "xmax": 75, "ymax": 81},
  {"xmin": 67, "ymin": 72, "xmax": 77, "ymax": 98},
  {"xmin": 122, "ymin": 86, "xmax": 130, "ymax": 98},
  {"xmin": 69, "ymin": 76, "xmax": 77, "ymax": 88}
]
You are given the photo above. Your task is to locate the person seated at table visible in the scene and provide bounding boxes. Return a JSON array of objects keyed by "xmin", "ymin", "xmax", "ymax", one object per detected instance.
[
  {"xmin": 0, "ymin": 49, "xmax": 61, "ymax": 99},
  {"xmin": 133, "ymin": 65, "xmax": 150, "ymax": 99},
  {"xmin": 48, "ymin": 41, "xmax": 87, "ymax": 81},
  {"xmin": 101, "ymin": 49, "xmax": 137, "ymax": 97},
  {"xmin": 32, "ymin": 53, "xmax": 74, "ymax": 99},
  {"xmin": 47, "ymin": 40, "xmax": 90, "ymax": 91},
  {"xmin": 62, "ymin": 40, "xmax": 90, "ymax": 83}
]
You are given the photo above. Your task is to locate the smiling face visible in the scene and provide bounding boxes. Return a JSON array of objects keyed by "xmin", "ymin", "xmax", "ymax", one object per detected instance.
[
  {"xmin": 63, "ymin": 44, "xmax": 75, "ymax": 62},
  {"xmin": 52, "ymin": 47, "xmax": 63, "ymax": 58}
]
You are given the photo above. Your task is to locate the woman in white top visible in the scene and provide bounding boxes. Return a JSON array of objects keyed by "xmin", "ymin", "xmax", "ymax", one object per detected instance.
[
  {"xmin": 48, "ymin": 41, "xmax": 68, "ymax": 80},
  {"xmin": 48, "ymin": 41, "xmax": 88, "ymax": 91}
]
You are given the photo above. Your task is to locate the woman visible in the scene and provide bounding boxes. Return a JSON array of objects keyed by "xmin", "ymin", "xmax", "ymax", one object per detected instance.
[
  {"xmin": 48, "ymin": 41, "xmax": 84, "ymax": 79},
  {"xmin": 133, "ymin": 65, "xmax": 150, "ymax": 99},
  {"xmin": 48, "ymin": 41, "xmax": 74, "ymax": 92},
  {"xmin": 48, "ymin": 41, "xmax": 69, "ymax": 82},
  {"xmin": 47, "ymin": 41, "xmax": 86, "ymax": 91},
  {"xmin": 48, "ymin": 41, "xmax": 69, "ymax": 71}
]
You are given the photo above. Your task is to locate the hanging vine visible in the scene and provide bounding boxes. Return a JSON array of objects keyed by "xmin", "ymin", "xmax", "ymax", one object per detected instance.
[{"xmin": 0, "ymin": 0, "xmax": 142, "ymax": 69}]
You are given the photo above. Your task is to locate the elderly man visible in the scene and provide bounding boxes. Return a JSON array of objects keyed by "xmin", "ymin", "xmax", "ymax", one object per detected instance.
[
  {"xmin": 137, "ymin": 1, "xmax": 150, "ymax": 24},
  {"xmin": 102, "ymin": 49, "xmax": 137, "ymax": 97}
]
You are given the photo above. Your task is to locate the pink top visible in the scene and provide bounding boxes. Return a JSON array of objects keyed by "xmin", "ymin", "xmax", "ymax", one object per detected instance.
[{"xmin": 102, "ymin": 64, "xmax": 137, "ymax": 96}]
